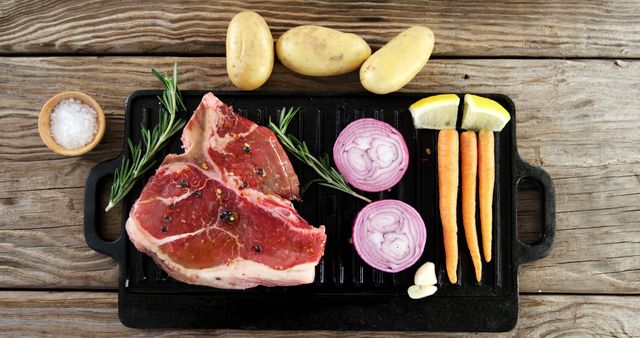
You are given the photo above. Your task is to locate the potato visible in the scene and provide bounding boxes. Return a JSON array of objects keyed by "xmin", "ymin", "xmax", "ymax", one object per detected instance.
[
  {"xmin": 276, "ymin": 25, "xmax": 371, "ymax": 76},
  {"xmin": 226, "ymin": 11, "xmax": 274, "ymax": 90},
  {"xmin": 360, "ymin": 26, "xmax": 435, "ymax": 94}
]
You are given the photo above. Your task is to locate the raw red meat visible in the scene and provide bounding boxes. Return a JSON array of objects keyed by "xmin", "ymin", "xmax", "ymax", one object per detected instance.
[{"xmin": 126, "ymin": 93, "xmax": 326, "ymax": 289}]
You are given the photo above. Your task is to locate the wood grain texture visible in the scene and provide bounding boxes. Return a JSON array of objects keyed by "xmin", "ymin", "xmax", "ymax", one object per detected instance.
[
  {"xmin": 516, "ymin": 182, "xmax": 543, "ymax": 245},
  {"xmin": 0, "ymin": 0, "xmax": 639, "ymax": 57},
  {"xmin": 0, "ymin": 57, "xmax": 639, "ymax": 293},
  {"xmin": 0, "ymin": 291, "xmax": 638, "ymax": 336}
]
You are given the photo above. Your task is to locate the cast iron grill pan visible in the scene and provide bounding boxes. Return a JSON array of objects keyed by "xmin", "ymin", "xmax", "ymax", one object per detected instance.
[{"xmin": 85, "ymin": 91, "xmax": 555, "ymax": 331}]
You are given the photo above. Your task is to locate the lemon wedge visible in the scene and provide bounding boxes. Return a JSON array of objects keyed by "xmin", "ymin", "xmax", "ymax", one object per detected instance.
[
  {"xmin": 461, "ymin": 94, "xmax": 511, "ymax": 131},
  {"xmin": 409, "ymin": 94, "xmax": 460, "ymax": 130}
]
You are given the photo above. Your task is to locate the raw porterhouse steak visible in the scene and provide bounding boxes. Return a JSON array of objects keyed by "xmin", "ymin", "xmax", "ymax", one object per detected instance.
[{"xmin": 126, "ymin": 92, "xmax": 326, "ymax": 289}]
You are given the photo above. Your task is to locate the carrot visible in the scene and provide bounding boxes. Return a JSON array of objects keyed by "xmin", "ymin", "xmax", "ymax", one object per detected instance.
[
  {"xmin": 478, "ymin": 129, "xmax": 495, "ymax": 262},
  {"xmin": 437, "ymin": 129, "xmax": 458, "ymax": 284},
  {"xmin": 461, "ymin": 131, "xmax": 482, "ymax": 282}
]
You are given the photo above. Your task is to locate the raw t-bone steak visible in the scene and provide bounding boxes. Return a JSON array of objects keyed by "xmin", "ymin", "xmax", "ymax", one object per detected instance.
[{"xmin": 126, "ymin": 92, "xmax": 326, "ymax": 289}]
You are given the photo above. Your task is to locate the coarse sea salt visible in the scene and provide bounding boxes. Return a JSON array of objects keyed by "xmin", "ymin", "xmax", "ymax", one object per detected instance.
[{"xmin": 50, "ymin": 98, "xmax": 98, "ymax": 149}]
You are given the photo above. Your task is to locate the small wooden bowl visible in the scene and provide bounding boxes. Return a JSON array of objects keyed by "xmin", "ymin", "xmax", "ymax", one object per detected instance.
[{"xmin": 38, "ymin": 91, "xmax": 106, "ymax": 156}]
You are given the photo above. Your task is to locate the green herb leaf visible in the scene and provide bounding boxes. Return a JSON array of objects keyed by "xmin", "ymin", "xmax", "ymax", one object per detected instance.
[
  {"xmin": 268, "ymin": 107, "xmax": 371, "ymax": 203},
  {"xmin": 105, "ymin": 63, "xmax": 186, "ymax": 212}
]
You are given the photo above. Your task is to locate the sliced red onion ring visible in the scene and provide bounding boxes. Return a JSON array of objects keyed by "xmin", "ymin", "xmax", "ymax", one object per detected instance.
[
  {"xmin": 333, "ymin": 118, "xmax": 409, "ymax": 192},
  {"xmin": 353, "ymin": 200, "xmax": 426, "ymax": 273}
]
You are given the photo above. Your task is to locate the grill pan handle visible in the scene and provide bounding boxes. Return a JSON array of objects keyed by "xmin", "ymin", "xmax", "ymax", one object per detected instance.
[
  {"xmin": 83, "ymin": 158, "xmax": 124, "ymax": 261},
  {"xmin": 514, "ymin": 159, "xmax": 556, "ymax": 265}
]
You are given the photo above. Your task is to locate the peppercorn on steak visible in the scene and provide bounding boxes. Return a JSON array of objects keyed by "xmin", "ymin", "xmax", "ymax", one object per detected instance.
[{"xmin": 125, "ymin": 93, "xmax": 326, "ymax": 289}]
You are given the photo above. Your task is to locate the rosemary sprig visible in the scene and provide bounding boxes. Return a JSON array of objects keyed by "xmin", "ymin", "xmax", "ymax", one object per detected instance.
[
  {"xmin": 105, "ymin": 63, "xmax": 187, "ymax": 212},
  {"xmin": 268, "ymin": 107, "xmax": 371, "ymax": 203}
]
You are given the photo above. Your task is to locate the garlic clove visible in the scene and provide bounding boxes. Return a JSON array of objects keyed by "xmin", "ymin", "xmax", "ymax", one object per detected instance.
[
  {"xmin": 414, "ymin": 262, "xmax": 437, "ymax": 286},
  {"xmin": 407, "ymin": 284, "xmax": 438, "ymax": 299}
]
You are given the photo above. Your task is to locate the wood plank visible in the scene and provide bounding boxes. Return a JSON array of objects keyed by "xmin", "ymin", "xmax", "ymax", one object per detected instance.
[
  {"xmin": 0, "ymin": 1, "xmax": 639, "ymax": 57},
  {"xmin": 0, "ymin": 57, "xmax": 638, "ymax": 293},
  {"xmin": 0, "ymin": 291, "xmax": 638, "ymax": 336}
]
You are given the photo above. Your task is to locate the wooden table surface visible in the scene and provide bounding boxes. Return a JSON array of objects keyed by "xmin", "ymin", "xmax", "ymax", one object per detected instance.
[{"xmin": 1, "ymin": 1, "xmax": 639, "ymax": 336}]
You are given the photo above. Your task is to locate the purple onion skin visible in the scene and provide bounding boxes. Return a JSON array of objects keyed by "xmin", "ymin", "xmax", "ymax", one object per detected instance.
[
  {"xmin": 333, "ymin": 118, "xmax": 409, "ymax": 192},
  {"xmin": 352, "ymin": 199, "xmax": 426, "ymax": 273}
]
